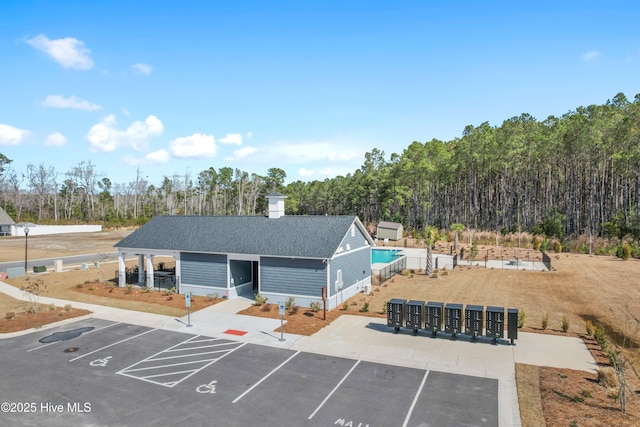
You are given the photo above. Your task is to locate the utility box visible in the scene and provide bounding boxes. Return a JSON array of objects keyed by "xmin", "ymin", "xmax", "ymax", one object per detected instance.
[
  {"xmin": 486, "ymin": 306, "xmax": 505, "ymax": 343},
  {"xmin": 387, "ymin": 299, "xmax": 406, "ymax": 333},
  {"xmin": 33, "ymin": 265, "xmax": 46, "ymax": 273},
  {"xmin": 444, "ymin": 303, "xmax": 463, "ymax": 339},
  {"xmin": 465, "ymin": 305, "xmax": 484, "ymax": 340},
  {"xmin": 405, "ymin": 300, "xmax": 424, "ymax": 335},
  {"xmin": 508, "ymin": 308, "xmax": 519, "ymax": 344},
  {"xmin": 425, "ymin": 301, "xmax": 444, "ymax": 337}
]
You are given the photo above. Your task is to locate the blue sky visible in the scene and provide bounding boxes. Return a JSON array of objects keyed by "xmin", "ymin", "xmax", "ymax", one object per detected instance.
[{"xmin": 1, "ymin": 1, "xmax": 639, "ymax": 186}]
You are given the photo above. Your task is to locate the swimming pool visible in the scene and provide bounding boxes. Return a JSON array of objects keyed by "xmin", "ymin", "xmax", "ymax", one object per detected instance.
[{"xmin": 371, "ymin": 248, "xmax": 402, "ymax": 264}]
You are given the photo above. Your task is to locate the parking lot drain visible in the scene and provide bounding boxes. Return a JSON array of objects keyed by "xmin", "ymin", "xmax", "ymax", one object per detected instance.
[
  {"xmin": 224, "ymin": 329, "xmax": 247, "ymax": 336},
  {"xmin": 39, "ymin": 327, "xmax": 95, "ymax": 343},
  {"xmin": 64, "ymin": 347, "xmax": 79, "ymax": 353}
]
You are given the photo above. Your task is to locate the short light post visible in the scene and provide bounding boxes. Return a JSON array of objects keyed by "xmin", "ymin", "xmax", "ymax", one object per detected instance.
[{"xmin": 24, "ymin": 225, "xmax": 30, "ymax": 273}]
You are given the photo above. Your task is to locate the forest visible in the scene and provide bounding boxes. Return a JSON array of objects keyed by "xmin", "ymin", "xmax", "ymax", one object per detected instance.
[{"xmin": 1, "ymin": 92, "xmax": 640, "ymax": 246}]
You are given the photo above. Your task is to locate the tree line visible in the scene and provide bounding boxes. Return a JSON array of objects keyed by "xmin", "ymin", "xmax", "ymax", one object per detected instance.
[{"xmin": 1, "ymin": 92, "xmax": 640, "ymax": 243}]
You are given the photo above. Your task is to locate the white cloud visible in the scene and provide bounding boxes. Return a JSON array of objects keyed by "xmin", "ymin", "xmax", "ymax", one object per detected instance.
[
  {"xmin": 219, "ymin": 133, "xmax": 242, "ymax": 145},
  {"xmin": 298, "ymin": 168, "xmax": 315, "ymax": 177},
  {"xmin": 226, "ymin": 141, "xmax": 361, "ymax": 165},
  {"xmin": 132, "ymin": 63, "xmax": 152, "ymax": 75},
  {"xmin": 44, "ymin": 132, "xmax": 67, "ymax": 147},
  {"xmin": 145, "ymin": 149, "xmax": 170, "ymax": 163},
  {"xmin": 582, "ymin": 50, "xmax": 601, "ymax": 62},
  {"xmin": 26, "ymin": 34, "xmax": 93, "ymax": 70},
  {"xmin": 121, "ymin": 107, "xmax": 131, "ymax": 117},
  {"xmin": 0, "ymin": 124, "xmax": 30, "ymax": 146},
  {"xmin": 43, "ymin": 95, "xmax": 101, "ymax": 111},
  {"xmin": 226, "ymin": 146, "xmax": 258, "ymax": 160},
  {"xmin": 169, "ymin": 133, "xmax": 216, "ymax": 158},
  {"xmin": 247, "ymin": 131, "xmax": 253, "ymax": 139},
  {"xmin": 86, "ymin": 114, "xmax": 163, "ymax": 152}
]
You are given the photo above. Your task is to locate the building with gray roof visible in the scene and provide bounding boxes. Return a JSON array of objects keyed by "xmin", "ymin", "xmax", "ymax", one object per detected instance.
[{"xmin": 115, "ymin": 193, "xmax": 375, "ymax": 308}]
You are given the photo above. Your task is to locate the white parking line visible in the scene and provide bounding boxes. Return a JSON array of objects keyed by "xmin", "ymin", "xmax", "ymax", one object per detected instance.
[
  {"xmin": 308, "ymin": 359, "xmax": 360, "ymax": 420},
  {"xmin": 232, "ymin": 351, "xmax": 301, "ymax": 404},
  {"xmin": 27, "ymin": 321, "xmax": 121, "ymax": 352},
  {"xmin": 68, "ymin": 328, "xmax": 158, "ymax": 362},
  {"xmin": 402, "ymin": 370, "xmax": 430, "ymax": 427},
  {"xmin": 117, "ymin": 336, "xmax": 246, "ymax": 388}
]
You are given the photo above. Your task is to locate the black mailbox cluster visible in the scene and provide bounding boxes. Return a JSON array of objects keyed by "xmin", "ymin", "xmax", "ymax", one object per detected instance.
[{"xmin": 386, "ymin": 300, "xmax": 519, "ymax": 344}]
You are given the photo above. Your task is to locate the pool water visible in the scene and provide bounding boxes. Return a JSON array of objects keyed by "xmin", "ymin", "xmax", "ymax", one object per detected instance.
[{"xmin": 371, "ymin": 249, "xmax": 401, "ymax": 264}]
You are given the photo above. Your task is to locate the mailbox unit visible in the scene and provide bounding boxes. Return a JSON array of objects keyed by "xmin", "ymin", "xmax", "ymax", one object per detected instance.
[
  {"xmin": 405, "ymin": 300, "xmax": 424, "ymax": 335},
  {"xmin": 425, "ymin": 301, "xmax": 444, "ymax": 337},
  {"xmin": 387, "ymin": 299, "xmax": 406, "ymax": 332},
  {"xmin": 444, "ymin": 303, "xmax": 463, "ymax": 339},
  {"xmin": 465, "ymin": 305, "xmax": 484, "ymax": 340},
  {"xmin": 486, "ymin": 306, "xmax": 505, "ymax": 343},
  {"xmin": 508, "ymin": 308, "xmax": 519, "ymax": 344}
]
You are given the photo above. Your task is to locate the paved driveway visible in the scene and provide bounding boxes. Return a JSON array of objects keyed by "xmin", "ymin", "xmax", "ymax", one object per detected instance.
[{"xmin": 0, "ymin": 318, "xmax": 498, "ymax": 426}]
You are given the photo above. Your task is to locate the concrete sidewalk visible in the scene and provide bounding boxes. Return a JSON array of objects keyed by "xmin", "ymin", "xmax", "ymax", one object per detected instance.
[{"xmin": 0, "ymin": 281, "xmax": 597, "ymax": 427}]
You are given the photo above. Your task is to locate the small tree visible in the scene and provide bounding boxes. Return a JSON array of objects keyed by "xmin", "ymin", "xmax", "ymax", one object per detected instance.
[
  {"xmin": 541, "ymin": 313, "xmax": 548, "ymax": 330},
  {"xmin": 451, "ymin": 223, "xmax": 465, "ymax": 251}
]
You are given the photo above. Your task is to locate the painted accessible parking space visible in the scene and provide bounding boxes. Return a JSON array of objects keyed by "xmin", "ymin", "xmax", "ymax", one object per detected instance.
[{"xmin": 0, "ymin": 319, "xmax": 499, "ymax": 426}]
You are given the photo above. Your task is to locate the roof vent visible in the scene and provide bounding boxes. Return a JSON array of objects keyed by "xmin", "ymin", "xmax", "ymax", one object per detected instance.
[{"xmin": 266, "ymin": 192, "xmax": 287, "ymax": 219}]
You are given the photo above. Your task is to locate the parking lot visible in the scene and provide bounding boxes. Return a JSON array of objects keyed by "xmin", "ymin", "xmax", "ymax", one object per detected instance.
[{"xmin": 0, "ymin": 318, "xmax": 498, "ymax": 426}]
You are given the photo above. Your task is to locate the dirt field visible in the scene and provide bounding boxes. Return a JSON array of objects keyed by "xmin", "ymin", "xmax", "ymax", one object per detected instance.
[{"xmin": 1, "ymin": 230, "xmax": 640, "ymax": 425}]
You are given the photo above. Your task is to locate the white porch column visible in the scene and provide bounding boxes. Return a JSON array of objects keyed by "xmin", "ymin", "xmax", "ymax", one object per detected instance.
[
  {"xmin": 118, "ymin": 252, "xmax": 126, "ymax": 288},
  {"xmin": 146, "ymin": 255, "xmax": 154, "ymax": 289},
  {"xmin": 137, "ymin": 255, "xmax": 145, "ymax": 285}
]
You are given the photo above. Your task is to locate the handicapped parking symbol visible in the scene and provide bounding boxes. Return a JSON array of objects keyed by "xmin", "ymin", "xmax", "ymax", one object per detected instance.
[
  {"xmin": 196, "ymin": 380, "xmax": 217, "ymax": 394},
  {"xmin": 90, "ymin": 356, "xmax": 112, "ymax": 367}
]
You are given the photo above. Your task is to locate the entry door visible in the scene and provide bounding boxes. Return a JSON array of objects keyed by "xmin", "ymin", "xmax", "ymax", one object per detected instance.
[{"xmin": 252, "ymin": 261, "xmax": 259, "ymax": 293}]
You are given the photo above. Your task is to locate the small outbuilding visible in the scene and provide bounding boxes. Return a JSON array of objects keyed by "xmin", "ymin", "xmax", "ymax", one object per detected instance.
[
  {"xmin": 0, "ymin": 207, "xmax": 15, "ymax": 236},
  {"xmin": 114, "ymin": 193, "xmax": 375, "ymax": 309},
  {"xmin": 376, "ymin": 221, "xmax": 403, "ymax": 241}
]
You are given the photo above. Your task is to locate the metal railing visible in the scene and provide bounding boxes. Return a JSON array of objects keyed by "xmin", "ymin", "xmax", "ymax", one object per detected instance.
[{"xmin": 373, "ymin": 256, "xmax": 407, "ymax": 284}]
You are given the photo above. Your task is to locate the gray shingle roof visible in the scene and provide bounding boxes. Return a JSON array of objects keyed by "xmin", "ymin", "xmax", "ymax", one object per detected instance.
[
  {"xmin": 0, "ymin": 207, "xmax": 14, "ymax": 225},
  {"xmin": 115, "ymin": 215, "xmax": 371, "ymax": 259},
  {"xmin": 378, "ymin": 221, "xmax": 402, "ymax": 230}
]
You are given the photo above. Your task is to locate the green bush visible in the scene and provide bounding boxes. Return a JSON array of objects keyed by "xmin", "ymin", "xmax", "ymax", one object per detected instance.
[
  {"xmin": 309, "ymin": 302, "xmax": 322, "ymax": 312},
  {"xmin": 616, "ymin": 241, "xmax": 631, "ymax": 260},
  {"xmin": 342, "ymin": 302, "xmax": 349, "ymax": 310},
  {"xmin": 254, "ymin": 293, "xmax": 268, "ymax": 306},
  {"xmin": 585, "ymin": 320, "xmax": 594, "ymax": 336},
  {"xmin": 593, "ymin": 323, "xmax": 608, "ymax": 351},
  {"xmin": 361, "ymin": 302, "xmax": 369, "ymax": 313},
  {"xmin": 553, "ymin": 240, "xmax": 562, "ymax": 253},
  {"xmin": 541, "ymin": 313, "xmax": 548, "ymax": 330},
  {"xmin": 284, "ymin": 296, "xmax": 296, "ymax": 310},
  {"xmin": 517, "ymin": 309, "xmax": 526, "ymax": 328},
  {"xmin": 561, "ymin": 316, "xmax": 569, "ymax": 332},
  {"xmin": 540, "ymin": 239, "xmax": 548, "ymax": 252}
]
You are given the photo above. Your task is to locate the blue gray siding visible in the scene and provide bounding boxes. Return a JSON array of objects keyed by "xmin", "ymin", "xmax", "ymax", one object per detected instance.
[
  {"xmin": 338, "ymin": 223, "xmax": 370, "ymax": 251},
  {"xmin": 260, "ymin": 257, "xmax": 326, "ymax": 297},
  {"xmin": 181, "ymin": 252, "xmax": 227, "ymax": 287},
  {"xmin": 330, "ymin": 246, "xmax": 371, "ymax": 294},
  {"xmin": 230, "ymin": 260, "xmax": 252, "ymax": 287}
]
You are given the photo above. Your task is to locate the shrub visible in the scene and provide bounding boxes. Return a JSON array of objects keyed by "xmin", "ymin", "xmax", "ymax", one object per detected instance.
[
  {"xmin": 541, "ymin": 313, "xmax": 548, "ymax": 330},
  {"xmin": 64, "ymin": 304, "xmax": 72, "ymax": 312},
  {"xmin": 342, "ymin": 302, "xmax": 349, "ymax": 310},
  {"xmin": 206, "ymin": 293, "xmax": 219, "ymax": 301},
  {"xmin": 517, "ymin": 309, "xmax": 526, "ymax": 328},
  {"xmin": 125, "ymin": 284, "xmax": 133, "ymax": 294},
  {"xmin": 597, "ymin": 367, "xmax": 618, "ymax": 388},
  {"xmin": 309, "ymin": 302, "xmax": 322, "ymax": 312},
  {"xmin": 5, "ymin": 311, "xmax": 15, "ymax": 320},
  {"xmin": 162, "ymin": 287, "xmax": 175, "ymax": 296},
  {"xmin": 254, "ymin": 293, "xmax": 267, "ymax": 306},
  {"xmin": 140, "ymin": 286, "xmax": 150, "ymax": 293},
  {"xmin": 284, "ymin": 296, "xmax": 296, "ymax": 310},
  {"xmin": 540, "ymin": 239, "xmax": 548, "ymax": 252},
  {"xmin": 76, "ymin": 284, "xmax": 83, "ymax": 289},
  {"xmin": 361, "ymin": 302, "xmax": 369, "ymax": 313},
  {"xmin": 87, "ymin": 287, "xmax": 94, "ymax": 291},
  {"xmin": 561, "ymin": 316, "xmax": 569, "ymax": 332},
  {"xmin": 593, "ymin": 323, "xmax": 608, "ymax": 351},
  {"xmin": 382, "ymin": 301, "xmax": 387, "ymax": 313},
  {"xmin": 553, "ymin": 240, "xmax": 562, "ymax": 253},
  {"xmin": 585, "ymin": 320, "xmax": 594, "ymax": 336},
  {"xmin": 617, "ymin": 242, "xmax": 631, "ymax": 260}
]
